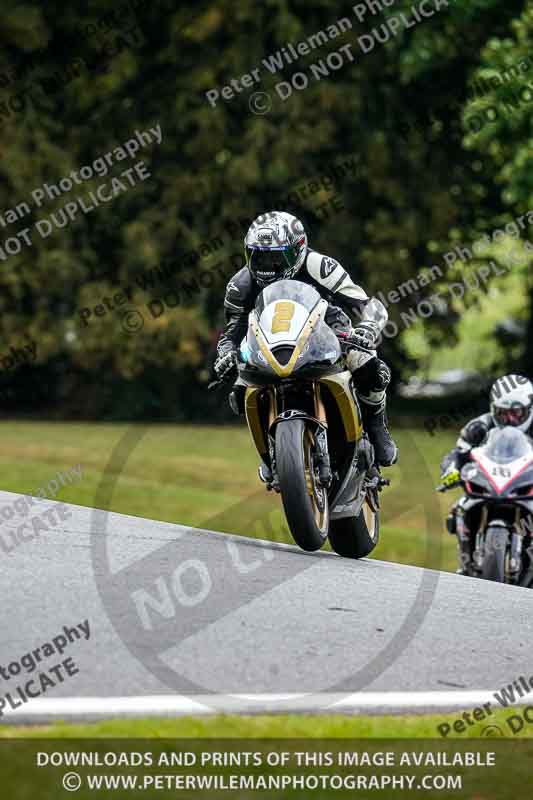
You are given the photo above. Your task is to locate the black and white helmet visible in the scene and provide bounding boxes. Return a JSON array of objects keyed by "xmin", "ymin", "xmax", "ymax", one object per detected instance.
[
  {"xmin": 490, "ymin": 374, "xmax": 533, "ymax": 431},
  {"xmin": 244, "ymin": 211, "xmax": 307, "ymax": 287}
]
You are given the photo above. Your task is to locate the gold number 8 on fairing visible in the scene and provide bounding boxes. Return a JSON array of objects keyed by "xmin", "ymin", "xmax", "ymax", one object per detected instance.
[{"xmin": 271, "ymin": 301, "xmax": 295, "ymax": 334}]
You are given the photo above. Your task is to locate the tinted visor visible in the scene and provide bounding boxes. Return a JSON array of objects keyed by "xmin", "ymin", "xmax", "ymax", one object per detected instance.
[
  {"xmin": 493, "ymin": 403, "xmax": 529, "ymax": 427},
  {"xmin": 247, "ymin": 247, "xmax": 291, "ymax": 282}
]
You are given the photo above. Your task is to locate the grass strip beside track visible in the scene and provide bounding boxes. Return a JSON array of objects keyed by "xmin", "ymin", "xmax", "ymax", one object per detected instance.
[
  {"xmin": 2, "ymin": 708, "xmax": 531, "ymax": 738},
  {"xmin": 0, "ymin": 420, "xmax": 459, "ymax": 572}
]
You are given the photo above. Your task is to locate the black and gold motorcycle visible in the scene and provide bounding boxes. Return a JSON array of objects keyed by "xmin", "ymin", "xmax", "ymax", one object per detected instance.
[{"xmin": 213, "ymin": 279, "xmax": 389, "ymax": 556}]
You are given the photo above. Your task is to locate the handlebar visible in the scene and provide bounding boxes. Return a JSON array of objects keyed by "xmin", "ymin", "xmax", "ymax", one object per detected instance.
[{"xmin": 208, "ymin": 370, "xmax": 237, "ymax": 391}]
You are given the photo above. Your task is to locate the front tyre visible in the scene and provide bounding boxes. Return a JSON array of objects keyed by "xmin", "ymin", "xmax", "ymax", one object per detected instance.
[
  {"xmin": 481, "ymin": 526, "xmax": 507, "ymax": 582},
  {"xmin": 328, "ymin": 502, "xmax": 380, "ymax": 559},
  {"xmin": 275, "ymin": 419, "xmax": 329, "ymax": 552}
]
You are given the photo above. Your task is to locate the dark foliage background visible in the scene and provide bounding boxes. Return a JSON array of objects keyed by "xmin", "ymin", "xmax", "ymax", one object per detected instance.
[{"xmin": 0, "ymin": 0, "xmax": 531, "ymax": 419}]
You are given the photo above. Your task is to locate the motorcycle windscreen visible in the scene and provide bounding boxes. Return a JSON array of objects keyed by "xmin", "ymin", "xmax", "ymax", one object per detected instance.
[
  {"xmin": 472, "ymin": 426, "xmax": 533, "ymax": 492},
  {"xmin": 482, "ymin": 427, "xmax": 532, "ymax": 463},
  {"xmin": 246, "ymin": 279, "xmax": 341, "ymax": 375},
  {"xmin": 254, "ymin": 279, "xmax": 322, "ymax": 336},
  {"xmin": 255, "ymin": 279, "xmax": 321, "ymax": 313}
]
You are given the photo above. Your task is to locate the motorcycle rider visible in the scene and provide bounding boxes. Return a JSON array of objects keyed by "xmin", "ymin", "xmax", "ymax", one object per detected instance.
[
  {"xmin": 440, "ymin": 373, "xmax": 533, "ymax": 573},
  {"xmin": 213, "ymin": 210, "xmax": 398, "ymax": 480}
]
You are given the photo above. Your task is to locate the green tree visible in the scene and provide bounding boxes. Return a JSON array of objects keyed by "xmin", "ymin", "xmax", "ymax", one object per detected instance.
[{"xmin": 0, "ymin": 0, "xmax": 529, "ymax": 417}]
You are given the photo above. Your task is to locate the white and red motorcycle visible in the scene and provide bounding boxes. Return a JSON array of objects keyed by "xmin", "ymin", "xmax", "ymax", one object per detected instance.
[{"xmin": 439, "ymin": 426, "xmax": 533, "ymax": 584}]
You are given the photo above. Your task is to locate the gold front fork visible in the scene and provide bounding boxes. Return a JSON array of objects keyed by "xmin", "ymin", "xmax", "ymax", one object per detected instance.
[
  {"xmin": 314, "ymin": 382, "xmax": 327, "ymax": 425},
  {"xmin": 268, "ymin": 386, "xmax": 278, "ymax": 429}
]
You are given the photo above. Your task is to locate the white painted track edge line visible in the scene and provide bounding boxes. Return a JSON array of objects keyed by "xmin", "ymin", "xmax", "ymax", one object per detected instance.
[{"xmin": 1, "ymin": 690, "xmax": 510, "ymax": 724}]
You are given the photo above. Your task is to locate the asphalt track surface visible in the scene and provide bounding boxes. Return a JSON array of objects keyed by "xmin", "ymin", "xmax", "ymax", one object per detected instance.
[{"xmin": 2, "ymin": 490, "xmax": 533, "ymax": 722}]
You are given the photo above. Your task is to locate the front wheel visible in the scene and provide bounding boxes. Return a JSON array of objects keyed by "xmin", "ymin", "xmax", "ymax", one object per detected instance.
[
  {"xmin": 328, "ymin": 501, "xmax": 380, "ymax": 559},
  {"xmin": 481, "ymin": 526, "xmax": 508, "ymax": 582},
  {"xmin": 275, "ymin": 419, "xmax": 329, "ymax": 552}
]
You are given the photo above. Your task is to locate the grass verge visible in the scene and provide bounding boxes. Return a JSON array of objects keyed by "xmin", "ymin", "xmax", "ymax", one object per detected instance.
[
  {"xmin": 0, "ymin": 420, "xmax": 459, "ymax": 571},
  {"xmin": 2, "ymin": 707, "xmax": 531, "ymax": 738}
]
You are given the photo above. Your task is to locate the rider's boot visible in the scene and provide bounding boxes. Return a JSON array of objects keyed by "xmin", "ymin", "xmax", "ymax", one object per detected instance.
[
  {"xmin": 359, "ymin": 397, "xmax": 398, "ymax": 467},
  {"xmin": 446, "ymin": 503, "xmax": 467, "ymax": 573},
  {"xmin": 446, "ymin": 503, "xmax": 458, "ymax": 534},
  {"xmin": 456, "ymin": 539, "xmax": 472, "ymax": 576},
  {"xmin": 455, "ymin": 511, "xmax": 472, "ymax": 576},
  {"xmin": 258, "ymin": 460, "xmax": 273, "ymax": 484}
]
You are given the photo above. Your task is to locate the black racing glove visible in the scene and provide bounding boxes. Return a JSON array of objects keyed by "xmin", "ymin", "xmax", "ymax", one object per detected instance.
[
  {"xmin": 214, "ymin": 348, "xmax": 238, "ymax": 380},
  {"xmin": 347, "ymin": 321, "xmax": 380, "ymax": 352},
  {"xmin": 463, "ymin": 419, "xmax": 489, "ymax": 447}
]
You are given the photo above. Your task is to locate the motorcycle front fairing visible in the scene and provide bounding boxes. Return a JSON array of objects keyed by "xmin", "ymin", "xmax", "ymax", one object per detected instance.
[
  {"xmin": 462, "ymin": 426, "xmax": 533, "ymax": 515},
  {"xmin": 239, "ymin": 280, "xmax": 342, "ymax": 381}
]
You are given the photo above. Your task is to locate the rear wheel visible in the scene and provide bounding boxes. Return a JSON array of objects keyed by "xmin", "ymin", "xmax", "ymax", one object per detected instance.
[
  {"xmin": 328, "ymin": 501, "xmax": 380, "ymax": 559},
  {"xmin": 481, "ymin": 526, "xmax": 507, "ymax": 582},
  {"xmin": 275, "ymin": 419, "xmax": 329, "ymax": 552}
]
